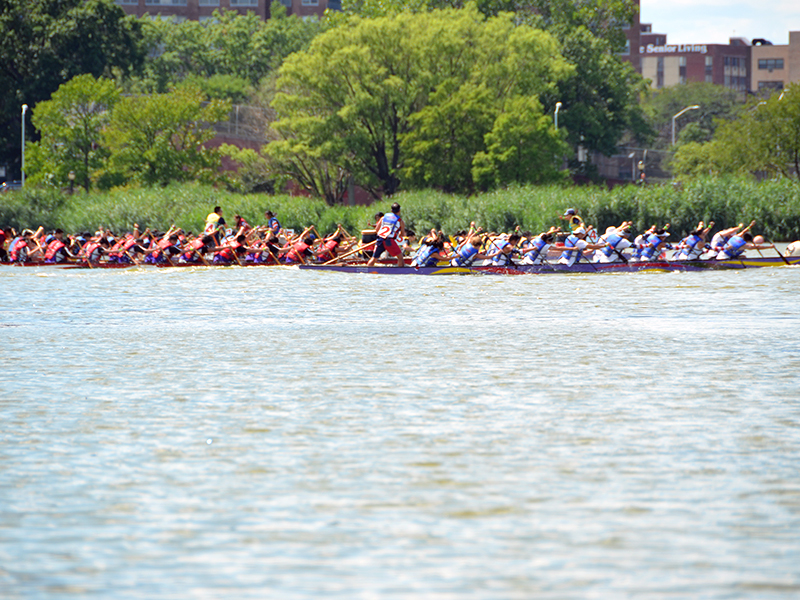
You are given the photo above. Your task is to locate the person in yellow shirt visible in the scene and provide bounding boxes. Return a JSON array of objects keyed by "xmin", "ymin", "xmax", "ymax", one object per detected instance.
[{"xmin": 204, "ymin": 206, "xmax": 226, "ymax": 244}]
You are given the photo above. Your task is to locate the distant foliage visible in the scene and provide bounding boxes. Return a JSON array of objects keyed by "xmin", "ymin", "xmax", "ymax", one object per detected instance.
[
  {"xmin": 3, "ymin": 179, "xmax": 799, "ymax": 241},
  {"xmin": 672, "ymin": 84, "xmax": 800, "ymax": 181},
  {"xmin": 130, "ymin": 5, "xmax": 321, "ymax": 96}
]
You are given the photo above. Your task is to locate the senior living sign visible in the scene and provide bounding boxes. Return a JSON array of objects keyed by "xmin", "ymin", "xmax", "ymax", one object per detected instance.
[{"xmin": 640, "ymin": 44, "xmax": 708, "ymax": 54}]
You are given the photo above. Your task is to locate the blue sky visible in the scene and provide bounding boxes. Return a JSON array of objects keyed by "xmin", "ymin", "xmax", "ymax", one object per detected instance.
[{"xmin": 641, "ymin": 1, "xmax": 800, "ymax": 45}]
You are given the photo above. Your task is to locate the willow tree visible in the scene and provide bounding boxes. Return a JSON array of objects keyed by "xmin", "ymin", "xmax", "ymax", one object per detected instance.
[{"xmin": 269, "ymin": 3, "xmax": 571, "ymax": 197}]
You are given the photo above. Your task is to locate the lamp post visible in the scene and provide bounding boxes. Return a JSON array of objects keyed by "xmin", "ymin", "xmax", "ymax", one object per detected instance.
[
  {"xmin": 554, "ymin": 102, "xmax": 562, "ymax": 130},
  {"xmin": 671, "ymin": 104, "xmax": 700, "ymax": 145},
  {"xmin": 21, "ymin": 104, "xmax": 28, "ymax": 187},
  {"xmin": 68, "ymin": 170, "xmax": 76, "ymax": 195}
]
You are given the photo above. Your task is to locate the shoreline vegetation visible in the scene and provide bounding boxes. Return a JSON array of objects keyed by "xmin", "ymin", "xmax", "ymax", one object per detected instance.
[{"xmin": 2, "ymin": 177, "xmax": 799, "ymax": 241}]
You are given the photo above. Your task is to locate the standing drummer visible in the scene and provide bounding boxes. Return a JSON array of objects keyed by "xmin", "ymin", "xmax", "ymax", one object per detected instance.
[{"xmin": 366, "ymin": 203, "xmax": 406, "ymax": 267}]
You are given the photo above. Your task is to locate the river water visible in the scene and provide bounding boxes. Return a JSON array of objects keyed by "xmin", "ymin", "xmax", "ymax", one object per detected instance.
[{"xmin": 1, "ymin": 264, "xmax": 799, "ymax": 599}]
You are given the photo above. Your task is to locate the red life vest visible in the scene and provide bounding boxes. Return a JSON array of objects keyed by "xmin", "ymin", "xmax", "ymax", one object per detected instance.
[
  {"xmin": 317, "ymin": 239, "xmax": 338, "ymax": 262},
  {"xmin": 287, "ymin": 241, "xmax": 309, "ymax": 263},
  {"xmin": 108, "ymin": 235, "xmax": 135, "ymax": 258},
  {"xmin": 217, "ymin": 240, "xmax": 242, "ymax": 262},
  {"xmin": 82, "ymin": 241, "xmax": 101, "ymax": 261},
  {"xmin": 44, "ymin": 239, "xmax": 66, "ymax": 261},
  {"xmin": 9, "ymin": 240, "xmax": 28, "ymax": 261}
]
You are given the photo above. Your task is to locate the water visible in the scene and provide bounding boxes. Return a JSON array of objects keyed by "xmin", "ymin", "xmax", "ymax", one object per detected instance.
[{"xmin": 2, "ymin": 265, "xmax": 800, "ymax": 599}]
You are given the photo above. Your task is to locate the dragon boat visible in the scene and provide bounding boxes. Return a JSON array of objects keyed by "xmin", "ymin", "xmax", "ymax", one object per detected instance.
[
  {"xmin": 3, "ymin": 253, "xmax": 799, "ymax": 273},
  {"xmin": 298, "ymin": 254, "xmax": 800, "ymax": 275}
]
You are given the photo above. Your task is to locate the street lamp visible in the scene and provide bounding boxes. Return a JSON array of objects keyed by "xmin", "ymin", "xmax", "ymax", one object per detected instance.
[
  {"xmin": 68, "ymin": 170, "xmax": 76, "ymax": 195},
  {"xmin": 554, "ymin": 102, "xmax": 562, "ymax": 130},
  {"xmin": 21, "ymin": 104, "xmax": 28, "ymax": 187},
  {"xmin": 671, "ymin": 104, "xmax": 700, "ymax": 145}
]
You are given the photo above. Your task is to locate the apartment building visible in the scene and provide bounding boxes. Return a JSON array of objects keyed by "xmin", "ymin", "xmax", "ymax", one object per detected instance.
[{"xmin": 751, "ymin": 32, "xmax": 800, "ymax": 92}]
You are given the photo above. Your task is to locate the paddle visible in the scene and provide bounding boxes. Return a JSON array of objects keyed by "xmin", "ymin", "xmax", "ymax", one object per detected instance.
[
  {"xmin": 322, "ymin": 241, "xmax": 376, "ymax": 265},
  {"xmin": 767, "ymin": 239, "xmax": 791, "ymax": 266}
]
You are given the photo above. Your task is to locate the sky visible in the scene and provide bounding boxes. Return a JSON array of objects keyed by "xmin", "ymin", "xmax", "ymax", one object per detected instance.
[{"xmin": 640, "ymin": 1, "xmax": 800, "ymax": 46}]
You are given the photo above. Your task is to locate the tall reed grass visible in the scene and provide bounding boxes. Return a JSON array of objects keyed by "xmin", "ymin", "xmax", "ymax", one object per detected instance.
[{"xmin": 2, "ymin": 177, "xmax": 799, "ymax": 240}]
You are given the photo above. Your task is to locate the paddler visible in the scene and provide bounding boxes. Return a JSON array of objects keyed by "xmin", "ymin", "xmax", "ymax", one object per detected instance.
[
  {"xmin": 637, "ymin": 226, "xmax": 671, "ymax": 261},
  {"xmin": 280, "ymin": 226, "xmax": 316, "ymax": 264},
  {"xmin": 0, "ymin": 227, "xmax": 12, "ymax": 261},
  {"xmin": 519, "ymin": 227, "xmax": 559, "ymax": 265},
  {"xmin": 672, "ymin": 221, "xmax": 714, "ymax": 261},
  {"xmin": 450, "ymin": 230, "xmax": 491, "ymax": 267},
  {"xmin": 486, "ymin": 233, "xmax": 522, "ymax": 266},
  {"xmin": 594, "ymin": 222, "xmax": 633, "ymax": 263},
  {"xmin": 709, "ymin": 221, "xmax": 754, "ymax": 256},
  {"xmin": 557, "ymin": 227, "xmax": 605, "ymax": 267},
  {"xmin": 43, "ymin": 229, "xmax": 74, "ymax": 263},
  {"xmin": 366, "ymin": 203, "xmax": 406, "ymax": 267},
  {"xmin": 411, "ymin": 231, "xmax": 451, "ymax": 267},
  {"xmin": 715, "ymin": 231, "xmax": 774, "ymax": 260},
  {"xmin": 315, "ymin": 225, "xmax": 348, "ymax": 263}
]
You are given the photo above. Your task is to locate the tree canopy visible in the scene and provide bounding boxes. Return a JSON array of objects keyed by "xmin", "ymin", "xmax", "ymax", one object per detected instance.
[
  {"xmin": 130, "ymin": 5, "xmax": 321, "ymax": 95},
  {"xmin": 0, "ymin": 0, "xmax": 143, "ymax": 175},
  {"xmin": 270, "ymin": 4, "xmax": 571, "ymax": 196},
  {"xmin": 28, "ymin": 75, "xmax": 120, "ymax": 191},
  {"xmin": 642, "ymin": 82, "xmax": 744, "ymax": 149},
  {"xmin": 102, "ymin": 87, "xmax": 231, "ymax": 187},
  {"xmin": 671, "ymin": 85, "xmax": 800, "ymax": 181}
]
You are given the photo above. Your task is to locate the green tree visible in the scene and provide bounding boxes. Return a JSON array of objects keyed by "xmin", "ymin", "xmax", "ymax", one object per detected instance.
[
  {"xmin": 0, "ymin": 0, "xmax": 143, "ymax": 175},
  {"xmin": 272, "ymin": 4, "xmax": 570, "ymax": 196},
  {"xmin": 131, "ymin": 4, "xmax": 321, "ymax": 95},
  {"xmin": 27, "ymin": 75, "xmax": 120, "ymax": 191},
  {"xmin": 102, "ymin": 86, "xmax": 231, "ymax": 187},
  {"xmin": 671, "ymin": 84, "xmax": 800, "ymax": 181},
  {"xmin": 542, "ymin": 26, "xmax": 652, "ymax": 164},
  {"xmin": 642, "ymin": 82, "xmax": 744, "ymax": 149},
  {"xmin": 472, "ymin": 96, "xmax": 569, "ymax": 189}
]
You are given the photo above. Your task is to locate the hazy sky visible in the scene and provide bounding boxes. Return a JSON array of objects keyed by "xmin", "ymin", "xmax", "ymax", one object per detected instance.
[{"xmin": 640, "ymin": 1, "xmax": 799, "ymax": 46}]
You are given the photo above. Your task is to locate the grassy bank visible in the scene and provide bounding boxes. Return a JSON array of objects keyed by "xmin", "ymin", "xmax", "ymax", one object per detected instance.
[{"xmin": 2, "ymin": 177, "xmax": 799, "ymax": 240}]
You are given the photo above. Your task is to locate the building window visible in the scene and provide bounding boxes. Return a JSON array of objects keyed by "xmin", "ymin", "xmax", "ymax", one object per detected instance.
[
  {"xmin": 115, "ymin": 0, "xmax": 138, "ymax": 5},
  {"xmin": 145, "ymin": 0, "xmax": 188, "ymax": 5},
  {"xmin": 301, "ymin": 0, "xmax": 318, "ymax": 5},
  {"xmin": 758, "ymin": 58, "xmax": 785, "ymax": 71},
  {"xmin": 758, "ymin": 81, "xmax": 784, "ymax": 91},
  {"xmin": 230, "ymin": 0, "xmax": 259, "ymax": 5},
  {"xmin": 656, "ymin": 57, "xmax": 664, "ymax": 88},
  {"xmin": 199, "ymin": 0, "xmax": 220, "ymax": 5}
]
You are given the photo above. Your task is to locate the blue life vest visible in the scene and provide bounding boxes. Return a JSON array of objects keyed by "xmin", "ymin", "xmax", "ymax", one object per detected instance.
[
  {"xmin": 560, "ymin": 234, "xmax": 581, "ymax": 262},
  {"xmin": 413, "ymin": 244, "xmax": 438, "ymax": 267},
  {"xmin": 492, "ymin": 239, "xmax": 512, "ymax": 265},
  {"xmin": 678, "ymin": 233, "xmax": 703, "ymax": 259},
  {"xmin": 641, "ymin": 233, "xmax": 663, "ymax": 260},
  {"xmin": 453, "ymin": 243, "xmax": 479, "ymax": 266},
  {"xmin": 723, "ymin": 235, "xmax": 747, "ymax": 258},
  {"xmin": 601, "ymin": 233, "xmax": 624, "ymax": 258},
  {"xmin": 377, "ymin": 213, "xmax": 401, "ymax": 240},
  {"xmin": 523, "ymin": 237, "xmax": 548, "ymax": 262}
]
